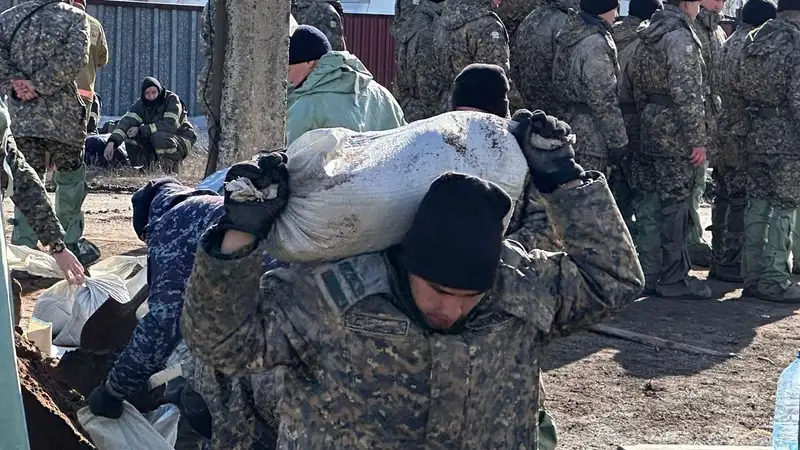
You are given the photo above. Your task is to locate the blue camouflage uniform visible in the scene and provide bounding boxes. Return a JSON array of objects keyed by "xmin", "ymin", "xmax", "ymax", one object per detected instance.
[{"xmin": 107, "ymin": 181, "xmax": 224, "ymax": 396}]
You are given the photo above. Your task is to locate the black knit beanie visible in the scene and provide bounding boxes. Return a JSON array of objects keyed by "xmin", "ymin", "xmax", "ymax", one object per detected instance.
[
  {"xmin": 629, "ymin": 0, "xmax": 663, "ymax": 20},
  {"xmin": 451, "ymin": 64, "xmax": 510, "ymax": 118},
  {"xmin": 289, "ymin": 25, "xmax": 332, "ymax": 64},
  {"xmin": 131, "ymin": 178, "xmax": 179, "ymax": 239},
  {"xmin": 581, "ymin": 0, "xmax": 620, "ymax": 14},
  {"xmin": 398, "ymin": 172, "xmax": 512, "ymax": 292},
  {"xmin": 778, "ymin": 0, "xmax": 800, "ymax": 11},
  {"xmin": 744, "ymin": 0, "xmax": 777, "ymax": 24}
]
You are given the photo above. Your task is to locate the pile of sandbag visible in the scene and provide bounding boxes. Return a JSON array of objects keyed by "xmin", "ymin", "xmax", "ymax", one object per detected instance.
[{"xmin": 250, "ymin": 111, "xmax": 528, "ymax": 263}]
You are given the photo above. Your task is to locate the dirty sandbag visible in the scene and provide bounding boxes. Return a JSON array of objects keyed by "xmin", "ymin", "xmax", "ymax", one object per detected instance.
[
  {"xmin": 31, "ymin": 280, "xmax": 76, "ymax": 336},
  {"xmin": 7, "ymin": 243, "xmax": 65, "ymax": 279},
  {"xmin": 78, "ymin": 402, "xmax": 179, "ymax": 449},
  {"xmin": 261, "ymin": 111, "xmax": 529, "ymax": 263},
  {"xmin": 52, "ymin": 274, "xmax": 131, "ymax": 347},
  {"xmin": 90, "ymin": 255, "xmax": 147, "ymax": 280}
]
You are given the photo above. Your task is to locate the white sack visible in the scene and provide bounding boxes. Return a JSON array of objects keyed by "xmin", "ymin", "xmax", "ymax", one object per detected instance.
[
  {"xmin": 53, "ymin": 274, "xmax": 131, "ymax": 347},
  {"xmin": 32, "ymin": 281, "xmax": 76, "ymax": 336},
  {"xmin": 265, "ymin": 111, "xmax": 529, "ymax": 263},
  {"xmin": 78, "ymin": 402, "xmax": 179, "ymax": 450},
  {"xmin": 7, "ymin": 244, "xmax": 64, "ymax": 279}
]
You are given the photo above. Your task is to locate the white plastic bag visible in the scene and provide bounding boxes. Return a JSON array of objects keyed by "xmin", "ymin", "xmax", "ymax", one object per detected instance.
[
  {"xmin": 7, "ymin": 244, "xmax": 64, "ymax": 279},
  {"xmin": 78, "ymin": 402, "xmax": 179, "ymax": 450},
  {"xmin": 264, "ymin": 111, "xmax": 529, "ymax": 263},
  {"xmin": 32, "ymin": 281, "xmax": 77, "ymax": 336},
  {"xmin": 90, "ymin": 255, "xmax": 147, "ymax": 280},
  {"xmin": 52, "ymin": 274, "xmax": 131, "ymax": 347}
]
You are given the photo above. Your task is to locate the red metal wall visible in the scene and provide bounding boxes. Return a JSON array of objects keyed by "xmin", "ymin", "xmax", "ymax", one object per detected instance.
[{"xmin": 344, "ymin": 14, "xmax": 397, "ymax": 91}]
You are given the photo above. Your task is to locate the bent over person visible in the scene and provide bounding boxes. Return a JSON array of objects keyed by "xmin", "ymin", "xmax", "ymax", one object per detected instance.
[
  {"xmin": 182, "ymin": 111, "xmax": 645, "ymax": 449},
  {"xmin": 105, "ymin": 77, "xmax": 197, "ymax": 173}
]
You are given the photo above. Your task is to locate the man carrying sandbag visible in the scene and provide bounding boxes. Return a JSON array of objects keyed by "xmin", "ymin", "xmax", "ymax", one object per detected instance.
[
  {"xmin": 182, "ymin": 110, "xmax": 644, "ymax": 449},
  {"xmin": 286, "ymin": 25, "xmax": 406, "ymax": 144}
]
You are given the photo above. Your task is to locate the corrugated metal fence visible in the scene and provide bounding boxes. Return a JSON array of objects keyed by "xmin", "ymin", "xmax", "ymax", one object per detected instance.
[{"xmin": 1, "ymin": 1, "xmax": 399, "ymax": 116}]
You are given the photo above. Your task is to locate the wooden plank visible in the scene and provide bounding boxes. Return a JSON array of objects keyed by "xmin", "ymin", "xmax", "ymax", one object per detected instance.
[{"xmin": 618, "ymin": 446, "xmax": 770, "ymax": 450}]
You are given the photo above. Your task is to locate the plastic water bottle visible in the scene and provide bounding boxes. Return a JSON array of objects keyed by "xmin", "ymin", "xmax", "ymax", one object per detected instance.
[{"xmin": 773, "ymin": 351, "xmax": 800, "ymax": 450}]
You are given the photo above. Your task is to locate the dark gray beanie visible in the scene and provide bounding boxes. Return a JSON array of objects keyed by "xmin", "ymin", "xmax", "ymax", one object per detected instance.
[
  {"xmin": 289, "ymin": 25, "xmax": 332, "ymax": 64},
  {"xmin": 743, "ymin": 0, "xmax": 777, "ymax": 24}
]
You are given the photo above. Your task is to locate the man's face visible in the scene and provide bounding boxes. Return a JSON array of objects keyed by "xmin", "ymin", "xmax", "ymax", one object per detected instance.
[
  {"xmin": 701, "ymin": 0, "xmax": 725, "ymax": 12},
  {"xmin": 288, "ymin": 61, "xmax": 316, "ymax": 87},
  {"xmin": 682, "ymin": 0, "xmax": 702, "ymax": 19},
  {"xmin": 599, "ymin": 8, "xmax": 619, "ymax": 25},
  {"xmin": 409, "ymin": 274, "xmax": 485, "ymax": 330},
  {"xmin": 144, "ymin": 86, "xmax": 159, "ymax": 101}
]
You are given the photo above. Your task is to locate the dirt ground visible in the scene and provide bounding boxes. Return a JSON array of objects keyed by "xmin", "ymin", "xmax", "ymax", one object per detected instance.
[{"xmin": 5, "ymin": 167, "xmax": 796, "ymax": 448}]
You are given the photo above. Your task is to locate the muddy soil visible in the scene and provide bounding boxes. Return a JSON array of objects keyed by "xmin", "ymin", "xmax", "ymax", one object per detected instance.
[{"xmin": 15, "ymin": 331, "xmax": 95, "ymax": 449}]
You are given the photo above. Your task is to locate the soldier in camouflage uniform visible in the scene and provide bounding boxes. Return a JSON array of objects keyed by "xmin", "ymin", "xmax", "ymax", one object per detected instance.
[
  {"xmin": 684, "ymin": 0, "xmax": 726, "ymax": 268},
  {"xmin": 711, "ymin": 0, "xmax": 775, "ymax": 283},
  {"xmin": 552, "ymin": 0, "xmax": 627, "ymax": 173},
  {"xmin": 181, "ymin": 112, "xmax": 644, "ymax": 449},
  {"xmin": 433, "ymin": 0, "xmax": 521, "ymax": 112},
  {"xmin": 392, "ymin": 0, "xmax": 446, "ymax": 122},
  {"xmin": 613, "ymin": 0, "xmax": 663, "ymax": 235},
  {"xmin": 0, "ymin": 98, "xmax": 84, "ymax": 324},
  {"xmin": 0, "ymin": 0, "xmax": 101, "ymax": 266},
  {"xmin": 731, "ymin": 0, "xmax": 800, "ymax": 302},
  {"xmin": 630, "ymin": 0, "xmax": 713, "ymax": 299},
  {"xmin": 292, "ymin": 0, "xmax": 347, "ymax": 51},
  {"xmin": 511, "ymin": 0, "xmax": 578, "ymax": 114}
]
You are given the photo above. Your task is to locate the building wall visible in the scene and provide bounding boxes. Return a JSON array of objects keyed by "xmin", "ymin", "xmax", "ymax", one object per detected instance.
[{"xmin": 344, "ymin": 14, "xmax": 396, "ymax": 91}]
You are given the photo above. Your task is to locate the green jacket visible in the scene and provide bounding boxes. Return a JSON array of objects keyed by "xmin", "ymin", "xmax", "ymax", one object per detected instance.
[{"xmin": 287, "ymin": 51, "xmax": 406, "ymax": 144}]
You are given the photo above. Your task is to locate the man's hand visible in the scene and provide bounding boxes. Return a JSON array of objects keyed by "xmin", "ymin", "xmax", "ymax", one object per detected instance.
[
  {"xmin": 220, "ymin": 151, "xmax": 290, "ymax": 242},
  {"xmin": 53, "ymin": 248, "xmax": 85, "ymax": 285},
  {"xmin": 690, "ymin": 146, "xmax": 706, "ymax": 167},
  {"xmin": 11, "ymin": 80, "xmax": 37, "ymax": 101},
  {"xmin": 126, "ymin": 127, "xmax": 139, "ymax": 138},
  {"xmin": 103, "ymin": 142, "xmax": 115, "ymax": 162},
  {"xmin": 88, "ymin": 380, "xmax": 124, "ymax": 419},
  {"xmin": 510, "ymin": 109, "xmax": 584, "ymax": 194}
]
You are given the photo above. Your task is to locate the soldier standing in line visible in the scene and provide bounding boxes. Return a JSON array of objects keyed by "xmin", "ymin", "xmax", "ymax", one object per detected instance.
[
  {"xmin": 732, "ymin": 0, "xmax": 800, "ymax": 302},
  {"xmin": 181, "ymin": 111, "xmax": 644, "ymax": 449},
  {"xmin": 72, "ymin": 0, "xmax": 108, "ymax": 134},
  {"xmin": 552, "ymin": 0, "xmax": 628, "ymax": 173},
  {"xmin": 433, "ymin": 0, "xmax": 521, "ymax": 113},
  {"xmin": 684, "ymin": 0, "xmax": 726, "ymax": 268},
  {"xmin": 292, "ymin": 0, "xmax": 347, "ymax": 51},
  {"xmin": 0, "ymin": 0, "xmax": 101, "ymax": 266},
  {"xmin": 511, "ymin": 0, "xmax": 578, "ymax": 113},
  {"xmin": 630, "ymin": 0, "xmax": 713, "ymax": 299},
  {"xmin": 392, "ymin": 0, "xmax": 446, "ymax": 122},
  {"xmin": 711, "ymin": 0, "xmax": 775, "ymax": 283},
  {"xmin": 613, "ymin": 0, "xmax": 663, "ymax": 235}
]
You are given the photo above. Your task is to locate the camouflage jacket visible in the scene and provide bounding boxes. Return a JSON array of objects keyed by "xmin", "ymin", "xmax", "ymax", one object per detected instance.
[
  {"xmin": 733, "ymin": 18, "xmax": 800, "ymax": 157},
  {"xmin": 0, "ymin": 100, "xmax": 63, "ymax": 246},
  {"xmin": 393, "ymin": 0, "xmax": 445, "ymax": 122},
  {"xmin": 511, "ymin": 0, "xmax": 577, "ymax": 114},
  {"xmin": 392, "ymin": 0, "xmax": 422, "ymax": 36},
  {"xmin": 632, "ymin": 5, "xmax": 707, "ymax": 157},
  {"xmin": 74, "ymin": 2, "xmax": 107, "ymax": 95},
  {"xmin": 553, "ymin": 10, "xmax": 627, "ymax": 159},
  {"xmin": 108, "ymin": 182, "xmax": 224, "ymax": 397},
  {"xmin": 108, "ymin": 91, "xmax": 197, "ymax": 149},
  {"xmin": 182, "ymin": 172, "xmax": 644, "ymax": 450},
  {"xmin": 692, "ymin": 8, "xmax": 726, "ymax": 139},
  {"xmin": 715, "ymin": 22, "xmax": 752, "ymax": 166},
  {"xmin": 613, "ymin": 15, "xmax": 645, "ymax": 152},
  {"xmin": 292, "ymin": 0, "xmax": 347, "ymax": 51},
  {"xmin": 0, "ymin": 0, "xmax": 89, "ymax": 146},
  {"xmin": 433, "ymin": 0, "xmax": 514, "ymax": 113},
  {"xmin": 496, "ymin": 0, "xmax": 540, "ymax": 41}
]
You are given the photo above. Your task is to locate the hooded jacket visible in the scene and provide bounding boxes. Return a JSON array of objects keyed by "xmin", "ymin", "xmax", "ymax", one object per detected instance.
[
  {"xmin": 286, "ymin": 51, "xmax": 406, "ymax": 144},
  {"xmin": 109, "ymin": 77, "xmax": 197, "ymax": 149},
  {"xmin": 511, "ymin": 0, "xmax": 578, "ymax": 113},
  {"xmin": 631, "ymin": 4, "xmax": 707, "ymax": 156},
  {"xmin": 714, "ymin": 22, "xmax": 753, "ymax": 167},
  {"xmin": 393, "ymin": 0, "xmax": 445, "ymax": 122},
  {"xmin": 614, "ymin": 15, "xmax": 647, "ymax": 150},
  {"xmin": 692, "ymin": 8, "xmax": 727, "ymax": 137},
  {"xmin": 732, "ymin": 18, "xmax": 800, "ymax": 157},
  {"xmin": 552, "ymin": 10, "xmax": 627, "ymax": 161}
]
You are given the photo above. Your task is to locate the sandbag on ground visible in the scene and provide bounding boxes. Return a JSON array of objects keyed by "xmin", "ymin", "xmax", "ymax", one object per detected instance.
[{"xmin": 264, "ymin": 110, "xmax": 528, "ymax": 263}]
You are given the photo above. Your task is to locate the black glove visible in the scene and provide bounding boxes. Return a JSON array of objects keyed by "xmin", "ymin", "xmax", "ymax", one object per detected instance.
[
  {"xmin": 220, "ymin": 151, "xmax": 290, "ymax": 238},
  {"xmin": 88, "ymin": 380, "xmax": 125, "ymax": 419},
  {"xmin": 608, "ymin": 146, "xmax": 628, "ymax": 166},
  {"xmin": 510, "ymin": 109, "xmax": 584, "ymax": 194},
  {"xmin": 158, "ymin": 377, "xmax": 212, "ymax": 439}
]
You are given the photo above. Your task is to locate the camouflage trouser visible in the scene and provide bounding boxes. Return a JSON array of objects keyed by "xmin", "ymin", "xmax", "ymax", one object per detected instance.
[
  {"xmin": 686, "ymin": 161, "xmax": 710, "ymax": 248},
  {"xmin": 630, "ymin": 154, "xmax": 696, "ymax": 286},
  {"xmin": 741, "ymin": 156, "xmax": 800, "ymax": 290},
  {"xmin": 12, "ymin": 138, "xmax": 86, "ymax": 247},
  {"xmin": 609, "ymin": 155, "xmax": 636, "ymax": 237},
  {"xmin": 711, "ymin": 163, "xmax": 747, "ymax": 270}
]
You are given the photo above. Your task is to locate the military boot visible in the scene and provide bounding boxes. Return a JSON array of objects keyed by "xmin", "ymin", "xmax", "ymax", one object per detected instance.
[
  {"xmin": 688, "ymin": 242, "xmax": 713, "ymax": 268},
  {"xmin": 67, "ymin": 237, "xmax": 101, "ymax": 267},
  {"xmin": 755, "ymin": 279, "xmax": 800, "ymax": 304},
  {"xmin": 657, "ymin": 276, "xmax": 713, "ymax": 299},
  {"xmin": 708, "ymin": 264, "xmax": 743, "ymax": 283}
]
